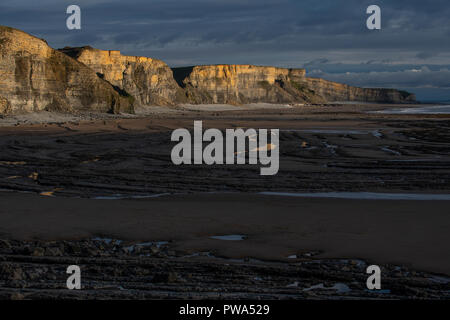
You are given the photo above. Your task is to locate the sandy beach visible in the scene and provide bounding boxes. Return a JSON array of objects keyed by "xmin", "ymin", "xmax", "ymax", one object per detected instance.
[{"xmin": 0, "ymin": 103, "xmax": 449, "ymax": 299}]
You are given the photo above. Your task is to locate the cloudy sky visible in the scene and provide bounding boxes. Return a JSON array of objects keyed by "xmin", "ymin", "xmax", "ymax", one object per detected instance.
[{"xmin": 1, "ymin": 0, "xmax": 449, "ymax": 101}]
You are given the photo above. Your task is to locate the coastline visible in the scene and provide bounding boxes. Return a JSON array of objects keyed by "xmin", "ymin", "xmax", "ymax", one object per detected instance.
[{"xmin": 0, "ymin": 103, "xmax": 449, "ymax": 299}]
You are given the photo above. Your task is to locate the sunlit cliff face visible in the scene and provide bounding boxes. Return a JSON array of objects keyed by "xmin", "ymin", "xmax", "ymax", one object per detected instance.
[
  {"xmin": 0, "ymin": 26, "xmax": 134, "ymax": 114},
  {"xmin": 60, "ymin": 46, "xmax": 184, "ymax": 106},
  {"xmin": 0, "ymin": 25, "xmax": 416, "ymax": 116}
]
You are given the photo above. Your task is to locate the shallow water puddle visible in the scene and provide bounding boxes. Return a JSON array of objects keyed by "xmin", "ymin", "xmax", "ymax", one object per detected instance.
[
  {"xmin": 281, "ymin": 129, "xmax": 368, "ymax": 135},
  {"xmin": 92, "ymin": 238, "xmax": 169, "ymax": 252},
  {"xmin": 260, "ymin": 192, "xmax": 450, "ymax": 201},
  {"xmin": 124, "ymin": 241, "xmax": 169, "ymax": 253},
  {"xmin": 428, "ymin": 275, "xmax": 450, "ymax": 284},
  {"xmin": 210, "ymin": 235, "xmax": 246, "ymax": 241},
  {"xmin": 182, "ymin": 251, "xmax": 214, "ymax": 258},
  {"xmin": 287, "ymin": 281, "xmax": 300, "ymax": 288},
  {"xmin": 365, "ymin": 289, "xmax": 391, "ymax": 294},
  {"xmin": 371, "ymin": 105, "xmax": 450, "ymax": 115},
  {"xmin": 93, "ymin": 193, "xmax": 170, "ymax": 200},
  {"xmin": 303, "ymin": 283, "xmax": 351, "ymax": 293},
  {"xmin": 381, "ymin": 147, "xmax": 401, "ymax": 156},
  {"xmin": 92, "ymin": 237, "xmax": 123, "ymax": 245},
  {"xmin": 372, "ymin": 130, "xmax": 383, "ymax": 138}
]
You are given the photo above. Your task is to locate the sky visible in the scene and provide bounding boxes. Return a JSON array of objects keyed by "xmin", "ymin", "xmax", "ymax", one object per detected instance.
[{"xmin": 1, "ymin": 0, "xmax": 449, "ymax": 101}]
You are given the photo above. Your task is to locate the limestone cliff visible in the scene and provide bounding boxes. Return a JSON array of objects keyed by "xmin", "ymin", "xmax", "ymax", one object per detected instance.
[
  {"xmin": 0, "ymin": 26, "xmax": 133, "ymax": 115},
  {"xmin": 172, "ymin": 65, "xmax": 415, "ymax": 104},
  {"xmin": 0, "ymin": 96, "xmax": 11, "ymax": 114},
  {"xmin": 59, "ymin": 46, "xmax": 185, "ymax": 106},
  {"xmin": 0, "ymin": 25, "xmax": 416, "ymax": 116},
  {"xmin": 301, "ymin": 77, "xmax": 416, "ymax": 103},
  {"xmin": 172, "ymin": 65, "xmax": 325, "ymax": 104}
]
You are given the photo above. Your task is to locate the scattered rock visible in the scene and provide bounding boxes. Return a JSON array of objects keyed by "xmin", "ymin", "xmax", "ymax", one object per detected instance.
[
  {"xmin": 32, "ymin": 247, "xmax": 45, "ymax": 257},
  {"xmin": 28, "ymin": 172, "xmax": 39, "ymax": 181},
  {"xmin": 0, "ymin": 239, "xmax": 11, "ymax": 249},
  {"xmin": 152, "ymin": 272, "xmax": 178, "ymax": 283},
  {"xmin": 10, "ymin": 293, "xmax": 25, "ymax": 300}
]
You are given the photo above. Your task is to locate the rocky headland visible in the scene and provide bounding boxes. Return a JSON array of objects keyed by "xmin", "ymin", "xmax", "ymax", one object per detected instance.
[
  {"xmin": 171, "ymin": 65, "xmax": 325, "ymax": 104},
  {"xmin": 59, "ymin": 46, "xmax": 186, "ymax": 107},
  {"xmin": 302, "ymin": 77, "xmax": 416, "ymax": 103},
  {"xmin": 0, "ymin": 25, "xmax": 416, "ymax": 116},
  {"xmin": 172, "ymin": 65, "xmax": 416, "ymax": 105},
  {"xmin": 0, "ymin": 26, "xmax": 133, "ymax": 115}
]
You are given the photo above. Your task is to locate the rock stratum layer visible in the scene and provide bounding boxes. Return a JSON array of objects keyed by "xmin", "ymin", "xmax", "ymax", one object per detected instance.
[
  {"xmin": 59, "ymin": 46, "xmax": 185, "ymax": 106},
  {"xmin": 173, "ymin": 65, "xmax": 416, "ymax": 105},
  {"xmin": 302, "ymin": 77, "xmax": 416, "ymax": 103},
  {"xmin": 172, "ymin": 65, "xmax": 325, "ymax": 104},
  {"xmin": 0, "ymin": 26, "xmax": 416, "ymax": 116},
  {"xmin": 0, "ymin": 26, "xmax": 133, "ymax": 115}
]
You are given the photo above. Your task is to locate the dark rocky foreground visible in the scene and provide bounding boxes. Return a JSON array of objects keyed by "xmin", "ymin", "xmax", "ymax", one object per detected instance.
[{"xmin": 1, "ymin": 238, "xmax": 449, "ymax": 300}]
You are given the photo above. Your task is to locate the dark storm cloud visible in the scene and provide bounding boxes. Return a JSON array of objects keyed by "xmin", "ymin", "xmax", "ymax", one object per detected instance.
[
  {"xmin": 2, "ymin": 0, "xmax": 449, "ymax": 50},
  {"xmin": 416, "ymin": 52, "xmax": 436, "ymax": 60},
  {"xmin": 1, "ymin": 0, "xmax": 449, "ymax": 99}
]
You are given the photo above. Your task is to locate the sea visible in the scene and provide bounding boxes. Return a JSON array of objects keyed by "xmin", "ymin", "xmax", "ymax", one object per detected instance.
[{"xmin": 373, "ymin": 105, "xmax": 450, "ymax": 114}]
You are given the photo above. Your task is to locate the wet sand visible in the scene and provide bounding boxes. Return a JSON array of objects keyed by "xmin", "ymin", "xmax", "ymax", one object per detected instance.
[{"xmin": 0, "ymin": 192, "xmax": 449, "ymax": 275}]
